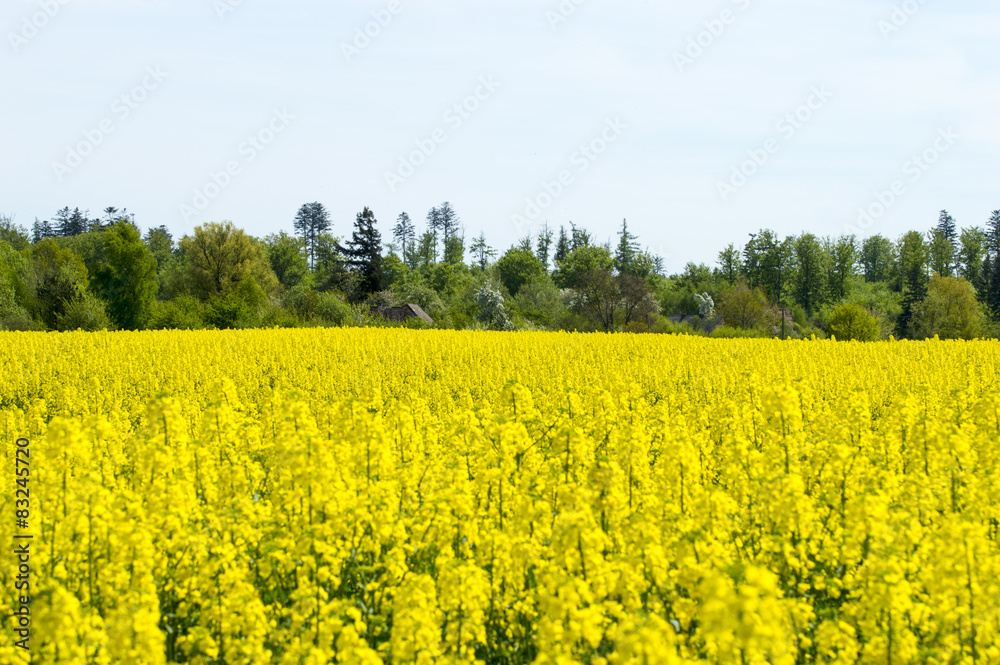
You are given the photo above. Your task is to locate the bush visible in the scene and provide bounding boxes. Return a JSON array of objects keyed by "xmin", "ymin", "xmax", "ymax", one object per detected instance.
[
  {"xmin": 57, "ymin": 293, "xmax": 112, "ymax": 332},
  {"xmin": 281, "ymin": 284, "xmax": 319, "ymax": 319},
  {"xmin": 709, "ymin": 325, "xmax": 769, "ymax": 339},
  {"xmin": 826, "ymin": 304, "xmax": 880, "ymax": 342},
  {"xmin": 315, "ymin": 292, "xmax": 352, "ymax": 326},
  {"xmin": 648, "ymin": 316, "xmax": 703, "ymax": 336},
  {"xmin": 716, "ymin": 280, "xmax": 768, "ymax": 329},
  {"xmin": 204, "ymin": 294, "xmax": 253, "ymax": 329},
  {"xmin": 150, "ymin": 295, "xmax": 205, "ymax": 330},
  {"xmin": 911, "ymin": 275, "xmax": 986, "ymax": 340}
]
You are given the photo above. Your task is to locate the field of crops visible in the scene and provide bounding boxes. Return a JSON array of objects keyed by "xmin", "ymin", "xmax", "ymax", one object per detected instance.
[{"xmin": 1, "ymin": 329, "xmax": 999, "ymax": 664}]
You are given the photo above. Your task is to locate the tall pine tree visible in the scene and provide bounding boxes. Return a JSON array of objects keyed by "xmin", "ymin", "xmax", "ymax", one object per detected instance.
[
  {"xmin": 340, "ymin": 207, "xmax": 384, "ymax": 299},
  {"xmin": 553, "ymin": 226, "xmax": 571, "ymax": 266}
]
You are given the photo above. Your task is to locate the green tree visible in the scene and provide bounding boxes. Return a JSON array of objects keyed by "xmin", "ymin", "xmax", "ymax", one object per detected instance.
[
  {"xmin": 266, "ymin": 232, "xmax": 310, "ymax": 289},
  {"xmin": 495, "ymin": 247, "xmax": 545, "ymax": 297},
  {"xmin": 536, "ymin": 223, "xmax": 554, "ymax": 271},
  {"xmin": 180, "ymin": 221, "xmax": 279, "ymax": 300},
  {"xmin": 293, "ymin": 202, "xmax": 332, "ymax": 269},
  {"xmin": 896, "ymin": 230, "xmax": 929, "ymax": 337},
  {"xmin": 613, "ymin": 219, "xmax": 639, "ymax": 275},
  {"xmin": 932, "ymin": 210, "xmax": 958, "ymax": 275},
  {"xmin": 554, "ymin": 245, "xmax": 613, "ymax": 289},
  {"xmin": 144, "ymin": 225, "xmax": 174, "ymax": 270},
  {"xmin": 793, "ymin": 233, "xmax": 828, "ymax": 315},
  {"xmin": 0, "ymin": 215, "xmax": 30, "ymax": 251},
  {"xmin": 928, "ymin": 228, "xmax": 956, "ymax": 278},
  {"xmin": 392, "ymin": 212, "xmax": 417, "ymax": 269},
  {"xmin": 716, "ymin": 243, "xmax": 741, "ymax": 285},
  {"xmin": 716, "ymin": 279, "xmax": 767, "ymax": 330},
  {"xmin": 95, "ymin": 221, "xmax": 158, "ymax": 329},
  {"xmin": 826, "ymin": 304, "xmax": 880, "ymax": 342},
  {"xmin": 416, "ymin": 231, "xmax": 436, "ymax": 268},
  {"xmin": 743, "ymin": 230, "xmax": 791, "ymax": 305},
  {"xmin": 30, "ymin": 239, "xmax": 89, "ymax": 329},
  {"xmin": 912, "ymin": 275, "xmax": 985, "ymax": 340},
  {"xmin": 829, "ymin": 235, "xmax": 858, "ymax": 301},
  {"xmin": 958, "ymin": 226, "xmax": 987, "ymax": 297},
  {"xmin": 339, "ymin": 207, "xmax": 385, "ymax": 300},
  {"xmin": 468, "ymin": 232, "xmax": 495, "ymax": 271},
  {"xmin": 443, "ymin": 233, "xmax": 465, "ymax": 265},
  {"xmin": 553, "ymin": 226, "xmax": 571, "ymax": 266},
  {"xmin": 860, "ymin": 235, "xmax": 897, "ymax": 284},
  {"xmin": 312, "ymin": 232, "xmax": 353, "ymax": 294}
]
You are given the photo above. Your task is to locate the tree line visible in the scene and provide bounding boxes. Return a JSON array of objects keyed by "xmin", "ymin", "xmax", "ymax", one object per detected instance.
[{"xmin": 1, "ymin": 203, "xmax": 997, "ymax": 340}]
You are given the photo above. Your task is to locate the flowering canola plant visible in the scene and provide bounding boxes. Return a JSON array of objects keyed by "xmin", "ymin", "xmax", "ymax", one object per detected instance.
[{"xmin": 0, "ymin": 329, "xmax": 999, "ymax": 664}]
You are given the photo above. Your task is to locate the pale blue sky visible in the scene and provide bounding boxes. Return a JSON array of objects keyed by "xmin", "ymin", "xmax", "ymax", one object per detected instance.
[{"xmin": 2, "ymin": 0, "xmax": 997, "ymax": 269}]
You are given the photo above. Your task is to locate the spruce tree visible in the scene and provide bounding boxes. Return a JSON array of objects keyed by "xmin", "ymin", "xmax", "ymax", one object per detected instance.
[
  {"xmin": 535, "ymin": 223, "xmax": 554, "ymax": 271},
  {"xmin": 340, "ymin": 207, "xmax": 384, "ymax": 299},
  {"xmin": 934, "ymin": 210, "xmax": 958, "ymax": 276},
  {"xmin": 553, "ymin": 226, "xmax": 570, "ymax": 266},
  {"xmin": 614, "ymin": 219, "xmax": 639, "ymax": 275},
  {"xmin": 989, "ymin": 255, "xmax": 1000, "ymax": 322},
  {"xmin": 987, "ymin": 210, "xmax": 1000, "ymax": 257}
]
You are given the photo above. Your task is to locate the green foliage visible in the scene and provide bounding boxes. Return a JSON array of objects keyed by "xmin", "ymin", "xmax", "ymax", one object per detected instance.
[
  {"xmin": 512, "ymin": 276, "xmax": 567, "ymax": 329},
  {"xmin": 30, "ymin": 239, "xmax": 89, "ymax": 330},
  {"xmin": 0, "ymin": 216, "xmax": 30, "ymax": 251},
  {"xmin": 266, "ymin": 232, "xmax": 310, "ymax": 289},
  {"xmin": 144, "ymin": 225, "xmax": 174, "ymax": 270},
  {"xmin": 180, "ymin": 221, "xmax": 279, "ymax": 300},
  {"xmin": 896, "ymin": 230, "xmax": 929, "ymax": 337},
  {"xmin": 716, "ymin": 280, "xmax": 768, "ymax": 330},
  {"xmin": 149, "ymin": 295, "xmax": 205, "ymax": 330},
  {"xmin": 709, "ymin": 325, "xmax": 768, "ymax": 339},
  {"xmin": 860, "ymin": 235, "xmax": 897, "ymax": 284},
  {"xmin": 56, "ymin": 292, "xmax": 111, "ymax": 332},
  {"xmin": 495, "ymin": 247, "xmax": 546, "ymax": 297},
  {"xmin": 826, "ymin": 304, "xmax": 880, "ymax": 342},
  {"xmin": 95, "ymin": 221, "xmax": 158, "ymax": 330},
  {"xmin": 823, "ymin": 276, "xmax": 901, "ymax": 339},
  {"xmin": 554, "ymin": 245, "xmax": 613, "ymax": 289},
  {"xmin": 912, "ymin": 275, "xmax": 986, "ymax": 340},
  {"xmin": 382, "ymin": 253, "xmax": 408, "ymax": 288},
  {"xmin": 204, "ymin": 276, "xmax": 268, "ymax": 329}
]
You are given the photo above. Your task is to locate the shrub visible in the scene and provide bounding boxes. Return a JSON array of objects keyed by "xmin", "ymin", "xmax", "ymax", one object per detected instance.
[
  {"xmin": 826, "ymin": 304, "xmax": 880, "ymax": 342},
  {"xmin": 57, "ymin": 293, "xmax": 112, "ymax": 332},
  {"xmin": 315, "ymin": 292, "xmax": 352, "ymax": 326},
  {"xmin": 150, "ymin": 295, "xmax": 205, "ymax": 330},
  {"xmin": 709, "ymin": 325, "xmax": 769, "ymax": 339}
]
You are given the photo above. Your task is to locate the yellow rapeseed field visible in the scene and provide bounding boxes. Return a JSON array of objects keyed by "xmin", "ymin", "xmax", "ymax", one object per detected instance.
[{"xmin": 1, "ymin": 329, "xmax": 999, "ymax": 664}]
